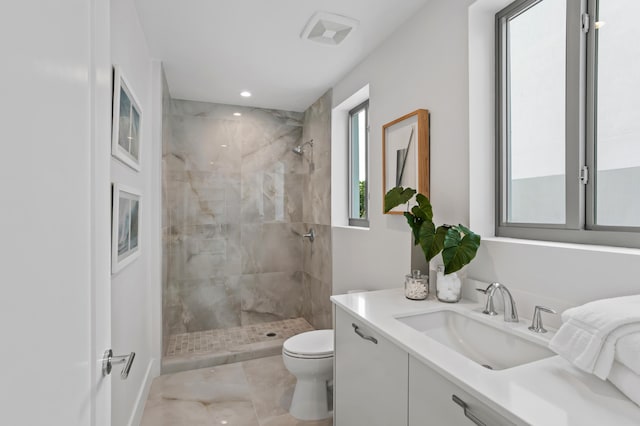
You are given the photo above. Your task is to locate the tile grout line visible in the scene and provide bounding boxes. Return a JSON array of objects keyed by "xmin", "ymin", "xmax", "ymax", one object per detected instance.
[{"xmin": 241, "ymin": 359, "xmax": 265, "ymax": 426}]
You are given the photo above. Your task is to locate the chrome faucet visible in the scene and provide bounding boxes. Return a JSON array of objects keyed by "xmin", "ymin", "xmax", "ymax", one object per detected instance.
[
  {"xmin": 476, "ymin": 283, "xmax": 498, "ymax": 316},
  {"xmin": 478, "ymin": 282, "xmax": 519, "ymax": 323},
  {"xmin": 528, "ymin": 305, "xmax": 556, "ymax": 333}
]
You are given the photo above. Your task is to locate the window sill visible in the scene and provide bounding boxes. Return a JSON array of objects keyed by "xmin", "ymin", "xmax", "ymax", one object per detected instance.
[
  {"xmin": 333, "ymin": 224, "xmax": 370, "ymax": 231},
  {"xmin": 482, "ymin": 236, "xmax": 640, "ymax": 256}
]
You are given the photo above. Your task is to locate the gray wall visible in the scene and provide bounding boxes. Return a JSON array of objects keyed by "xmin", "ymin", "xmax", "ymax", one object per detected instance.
[
  {"xmin": 301, "ymin": 90, "xmax": 333, "ymax": 330},
  {"xmin": 161, "ymin": 91, "xmax": 333, "ymax": 345},
  {"xmin": 161, "ymin": 69, "xmax": 173, "ymax": 354}
]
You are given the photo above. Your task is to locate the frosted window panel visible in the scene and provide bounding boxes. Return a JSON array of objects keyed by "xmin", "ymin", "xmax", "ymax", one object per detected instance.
[
  {"xmin": 595, "ymin": 0, "xmax": 640, "ymax": 227},
  {"xmin": 507, "ymin": 0, "xmax": 566, "ymax": 224}
]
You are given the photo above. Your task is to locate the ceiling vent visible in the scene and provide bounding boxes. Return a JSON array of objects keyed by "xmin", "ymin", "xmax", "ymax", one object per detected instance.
[{"xmin": 301, "ymin": 11, "xmax": 359, "ymax": 46}]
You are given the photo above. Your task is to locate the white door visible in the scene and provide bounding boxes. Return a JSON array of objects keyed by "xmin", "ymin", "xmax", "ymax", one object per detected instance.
[{"xmin": 0, "ymin": 0, "xmax": 112, "ymax": 425}]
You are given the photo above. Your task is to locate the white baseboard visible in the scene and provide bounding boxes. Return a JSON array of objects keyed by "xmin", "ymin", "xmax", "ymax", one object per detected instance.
[{"xmin": 127, "ymin": 358, "xmax": 158, "ymax": 426}]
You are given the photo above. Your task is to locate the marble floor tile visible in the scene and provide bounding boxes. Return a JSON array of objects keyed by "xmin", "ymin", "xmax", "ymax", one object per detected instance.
[
  {"xmin": 141, "ymin": 354, "xmax": 333, "ymax": 426},
  {"xmin": 147, "ymin": 362, "xmax": 252, "ymax": 403},
  {"xmin": 141, "ymin": 399, "xmax": 259, "ymax": 426},
  {"xmin": 242, "ymin": 355, "xmax": 297, "ymax": 421},
  {"xmin": 261, "ymin": 414, "xmax": 333, "ymax": 426}
]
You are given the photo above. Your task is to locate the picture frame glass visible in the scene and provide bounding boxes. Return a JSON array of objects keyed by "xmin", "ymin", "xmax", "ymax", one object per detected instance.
[
  {"xmin": 386, "ymin": 115, "xmax": 419, "ymax": 194},
  {"xmin": 383, "ymin": 110, "xmax": 429, "ymax": 215},
  {"xmin": 112, "ymin": 184, "xmax": 141, "ymax": 273},
  {"xmin": 112, "ymin": 66, "xmax": 142, "ymax": 171}
]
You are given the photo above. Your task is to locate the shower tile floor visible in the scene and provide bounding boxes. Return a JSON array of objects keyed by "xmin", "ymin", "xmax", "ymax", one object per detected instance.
[
  {"xmin": 141, "ymin": 354, "xmax": 333, "ymax": 426},
  {"xmin": 163, "ymin": 318, "xmax": 315, "ymax": 374}
]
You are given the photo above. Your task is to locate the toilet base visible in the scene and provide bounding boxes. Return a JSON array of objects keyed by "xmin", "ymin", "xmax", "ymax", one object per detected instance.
[{"xmin": 289, "ymin": 376, "xmax": 332, "ymax": 421}]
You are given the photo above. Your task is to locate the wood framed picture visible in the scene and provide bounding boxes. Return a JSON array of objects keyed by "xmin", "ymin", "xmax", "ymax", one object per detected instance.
[
  {"xmin": 382, "ymin": 109, "xmax": 430, "ymax": 214},
  {"xmin": 112, "ymin": 65, "xmax": 142, "ymax": 171},
  {"xmin": 112, "ymin": 183, "xmax": 141, "ymax": 274}
]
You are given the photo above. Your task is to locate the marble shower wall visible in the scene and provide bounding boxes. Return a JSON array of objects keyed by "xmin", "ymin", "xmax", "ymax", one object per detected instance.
[
  {"xmin": 162, "ymin": 98, "xmax": 309, "ymax": 338},
  {"xmin": 161, "ymin": 69, "xmax": 172, "ymax": 354},
  {"xmin": 301, "ymin": 90, "xmax": 333, "ymax": 330}
]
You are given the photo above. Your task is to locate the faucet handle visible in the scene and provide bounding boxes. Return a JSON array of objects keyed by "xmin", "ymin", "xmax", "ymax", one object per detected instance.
[
  {"xmin": 528, "ymin": 305, "xmax": 557, "ymax": 333},
  {"xmin": 477, "ymin": 285, "xmax": 498, "ymax": 316}
]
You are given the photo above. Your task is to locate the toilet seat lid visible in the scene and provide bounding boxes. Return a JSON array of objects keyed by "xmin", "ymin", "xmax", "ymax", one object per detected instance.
[{"xmin": 283, "ymin": 329, "xmax": 334, "ymax": 357}]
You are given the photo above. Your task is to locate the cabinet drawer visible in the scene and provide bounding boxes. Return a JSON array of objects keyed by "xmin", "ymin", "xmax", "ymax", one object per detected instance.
[
  {"xmin": 334, "ymin": 307, "xmax": 408, "ymax": 426},
  {"xmin": 409, "ymin": 355, "xmax": 517, "ymax": 426}
]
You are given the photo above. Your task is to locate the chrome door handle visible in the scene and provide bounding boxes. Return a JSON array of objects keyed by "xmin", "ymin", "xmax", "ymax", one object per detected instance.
[
  {"xmin": 102, "ymin": 349, "xmax": 136, "ymax": 379},
  {"xmin": 452, "ymin": 395, "xmax": 487, "ymax": 426},
  {"xmin": 352, "ymin": 323, "xmax": 377, "ymax": 344}
]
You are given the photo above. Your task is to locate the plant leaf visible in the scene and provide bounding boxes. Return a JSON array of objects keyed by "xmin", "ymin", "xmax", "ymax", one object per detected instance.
[
  {"xmin": 411, "ymin": 194, "xmax": 434, "ymax": 221},
  {"xmin": 403, "ymin": 212, "xmax": 423, "ymax": 245},
  {"xmin": 384, "ymin": 186, "xmax": 416, "ymax": 213},
  {"xmin": 417, "ymin": 220, "xmax": 440, "ymax": 262},
  {"xmin": 442, "ymin": 225, "xmax": 481, "ymax": 275},
  {"xmin": 427, "ymin": 225, "xmax": 449, "ymax": 261}
]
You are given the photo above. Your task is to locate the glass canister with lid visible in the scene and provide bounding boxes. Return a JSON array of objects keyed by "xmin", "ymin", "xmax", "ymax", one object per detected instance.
[{"xmin": 404, "ymin": 269, "xmax": 428, "ymax": 300}]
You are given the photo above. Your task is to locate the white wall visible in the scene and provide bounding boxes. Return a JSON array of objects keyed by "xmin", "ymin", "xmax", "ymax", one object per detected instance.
[
  {"xmin": 111, "ymin": 0, "xmax": 162, "ymax": 424},
  {"xmin": 332, "ymin": 0, "xmax": 474, "ymax": 294},
  {"xmin": 333, "ymin": 0, "xmax": 640, "ymax": 327}
]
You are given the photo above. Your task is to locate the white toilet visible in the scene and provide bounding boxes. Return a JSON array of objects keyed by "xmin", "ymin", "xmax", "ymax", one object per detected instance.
[{"xmin": 282, "ymin": 329, "xmax": 334, "ymax": 421}]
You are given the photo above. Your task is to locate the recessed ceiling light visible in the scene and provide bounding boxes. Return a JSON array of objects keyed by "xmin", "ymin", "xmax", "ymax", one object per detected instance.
[
  {"xmin": 233, "ymin": 112, "xmax": 242, "ymax": 116},
  {"xmin": 240, "ymin": 91, "xmax": 251, "ymax": 97},
  {"xmin": 221, "ymin": 144, "xmax": 228, "ymax": 148}
]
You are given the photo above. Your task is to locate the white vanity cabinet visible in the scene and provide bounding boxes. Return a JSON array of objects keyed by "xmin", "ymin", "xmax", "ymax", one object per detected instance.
[
  {"xmin": 334, "ymin": 307, "xmax": 409, "ymax": 426},
  {"xmin": 408, "ymin": 355, "xmax": 516, "ymax": 426}
]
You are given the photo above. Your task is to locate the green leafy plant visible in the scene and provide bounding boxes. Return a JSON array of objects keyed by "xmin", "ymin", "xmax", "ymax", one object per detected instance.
[
  {"xmin": 384, "ymin": 186, "xmax": 481, "ymax": 274},
  {"xmin": 359, "ymin": 180, "xmax": 366, "ymax": 218}
]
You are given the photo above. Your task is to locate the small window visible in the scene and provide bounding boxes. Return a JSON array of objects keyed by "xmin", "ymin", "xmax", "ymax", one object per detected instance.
[{"xmin": 349, "ymin": 100, "xmax": 369, "ymax": 227}]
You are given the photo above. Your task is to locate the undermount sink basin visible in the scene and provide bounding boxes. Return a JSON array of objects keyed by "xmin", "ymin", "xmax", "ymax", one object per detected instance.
[{"xmin": 397, "ymin": 310, "xmax": 555, "ymax": 370}]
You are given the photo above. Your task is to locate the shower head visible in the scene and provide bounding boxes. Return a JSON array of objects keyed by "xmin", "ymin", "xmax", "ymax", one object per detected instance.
[{"xmin": 292, "ymin": 139, "xmax": 313, "ymax": 155}]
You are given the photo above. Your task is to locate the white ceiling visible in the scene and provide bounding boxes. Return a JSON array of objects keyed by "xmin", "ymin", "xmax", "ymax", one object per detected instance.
[{"xmin": 134, "ymin": 0, "xmax": 430, "ymax": 112}]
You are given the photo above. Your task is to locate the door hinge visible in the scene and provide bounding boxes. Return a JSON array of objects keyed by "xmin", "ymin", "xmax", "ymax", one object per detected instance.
[
  {"xmin": 582, "ymin": 13, "xmax": 590, "ymax": 33},
  {"xmin": 580, "ymin": 165, "xmax": 589, "ymax": 185}
]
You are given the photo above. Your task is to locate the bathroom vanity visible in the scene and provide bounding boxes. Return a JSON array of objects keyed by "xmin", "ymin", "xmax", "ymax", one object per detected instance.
[{"xmin": 331, "ymin": 288, "xmax": 640, "ymax": 426}]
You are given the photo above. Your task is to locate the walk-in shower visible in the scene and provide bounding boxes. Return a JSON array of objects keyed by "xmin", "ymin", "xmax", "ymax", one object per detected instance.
[{"xmin": 161, "ymin": 93, "xmax": 332, "ymax": 374}]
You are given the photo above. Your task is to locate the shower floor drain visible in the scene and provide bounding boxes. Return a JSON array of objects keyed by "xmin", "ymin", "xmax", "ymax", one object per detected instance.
[{"xmin": 266, "ymin": 332, "xmax": 277, "ymax": 337}]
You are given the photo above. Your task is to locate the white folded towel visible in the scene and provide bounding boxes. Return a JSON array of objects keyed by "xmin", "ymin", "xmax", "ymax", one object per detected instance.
[
  {"xmin": 548, "ymin": 295, "xmax": 640, "ymax": 380},
  {"xmin": 608, "ymin": 361, "xmax": 640, "ymax": 407},
  {"xmin": 617, "ymin": 333, "xmax": 640, "ymax": 376}
]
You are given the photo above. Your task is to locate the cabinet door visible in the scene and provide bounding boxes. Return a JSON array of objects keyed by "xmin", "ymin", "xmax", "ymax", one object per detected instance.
[
  {"xmin": 409, "ymin": 356, "xmax": 517, "ymax": 426},
  {"xmin": 334, "ymin": 307, "xmax": 408, "ymax": 426}
]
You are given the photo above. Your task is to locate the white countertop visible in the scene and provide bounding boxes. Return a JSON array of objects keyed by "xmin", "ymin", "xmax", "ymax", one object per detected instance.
[{"xmin": 331, "ymin": 288, "xmax": 640, "ymax": 426}]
